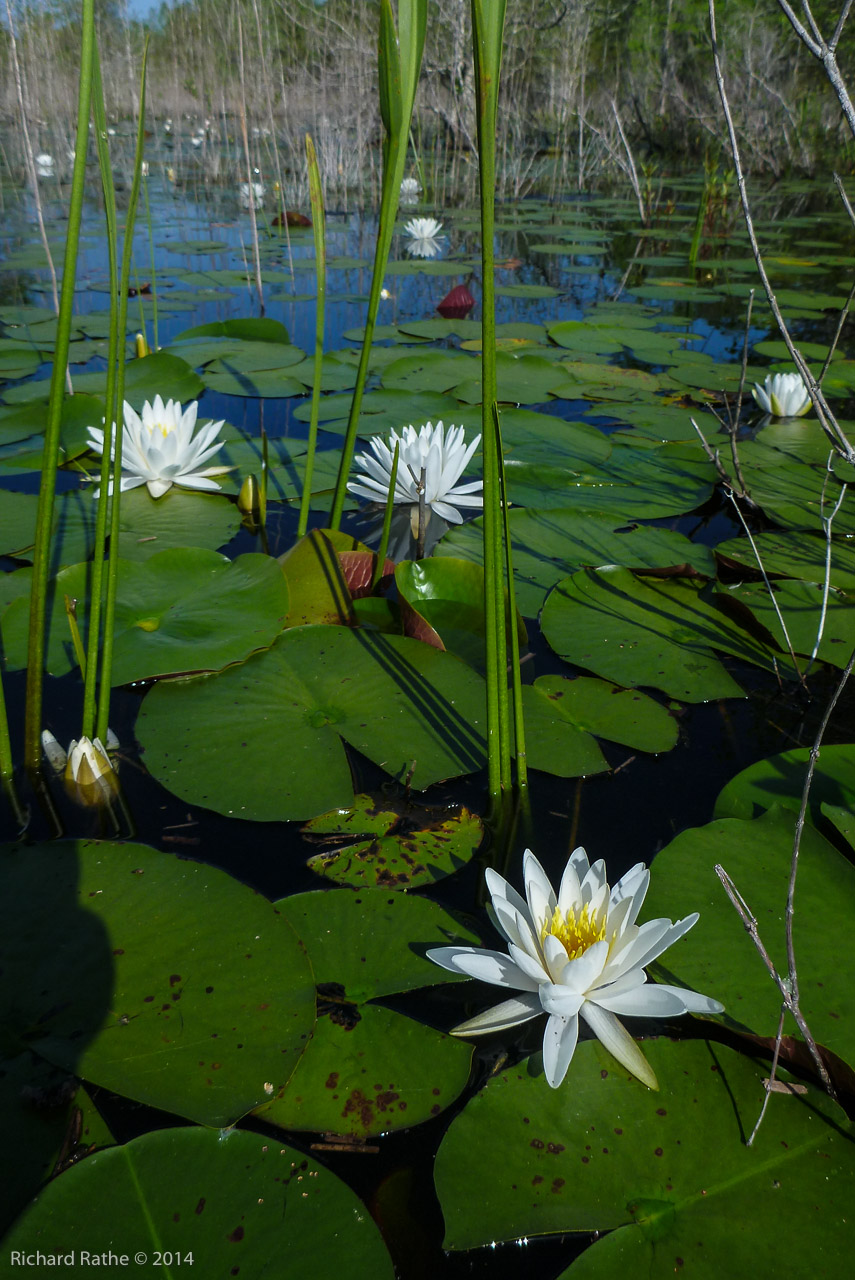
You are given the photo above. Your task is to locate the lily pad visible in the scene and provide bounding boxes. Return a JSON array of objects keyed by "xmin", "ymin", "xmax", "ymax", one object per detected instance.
[
  {"xmin": 541, "ymin": 567, "xmax": 782, "ymax": 701},
  {"xmin": 303, "ymin": 793, "xmax": 484, "ymax": 888},
  {"xmin": 253, "ymin": 888, "xmax": 477, "ymax": 1136},
  {"xmin": 438, "ymin": 509, "xmax": 716, "ymax": 616},
  {"xmin": 714, "ymin": 743, "xmax": 855, "ymax": 829},
  {"xmin": 528, "ymin": 675, "xmax": 678, "ymax": 754},
  {"xmin": 136, "ymin": 626, "xmax": 490, "ymax": 821},
  {"xmin": 645, "ymin": 807, "xmax": 855, "ymax": 1071},
  {"xmin": 715, "ymin": 529, "xmax": 855, "ymax": 590},
  {"xmin": 4, "ymin": 1128, "xmax": 394, "ymax": 1279},
  {"xmin": 435, "ymin": 1038, "xmax": 854, "ymax": 1270},
  {"xmin": 0, "ymin": 840, "xmax": 316, "ymax": 1126}
]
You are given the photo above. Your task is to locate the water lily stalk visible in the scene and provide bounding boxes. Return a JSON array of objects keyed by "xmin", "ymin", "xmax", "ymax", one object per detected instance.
[
  {"xmin": 328, "ymin": 0, "xmax": 427, "ymax": 529},
  {"xmin": 471, "ymin": 0, "xmax": 510, "ymax": 798},
  {"xmin": 0, "ymin": 670, "xmax": 13, "ymax": 785},
  {"xmin": 81, "ymin": 47, "xmax": 122, "ymax": 742},
  {"xmin": 23, "ymin": 0, "xmax": 96, "ymax": 775},
  {"xmin": 371, "ymin": 441, "xmax": 400, "ymax": 591},
  {"xmin": 142, "ymin": 173, "xmax": 160, "ymax": 352},
  {"xmin": 95, "ymin": 38, "xmax": 149, "ymax": 746},
  {"xmin": 298, "ymin": 133, "xmax": 326, "ymax": 539},
  {"xmin": 494, "ymin": 404, "xmax": 526, "ymax": 793},
  {"xmin": 64, "ymin": 596, "xmax": 87, "ymax": 680}
]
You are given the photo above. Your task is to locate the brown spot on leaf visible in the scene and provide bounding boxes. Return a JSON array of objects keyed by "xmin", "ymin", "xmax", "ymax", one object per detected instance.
[{"xmin": 227, "ymin": 1226, "xmax": 244, "ymax": 1243}]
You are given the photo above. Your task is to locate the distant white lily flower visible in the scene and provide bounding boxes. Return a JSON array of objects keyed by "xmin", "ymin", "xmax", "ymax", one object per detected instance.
[
  {"xmin": 400, "ymin": 176, "xmax": 421, "ymax": 203},
  {"xmin": 752, "ymin": 371, "xmax": 811, "ymax": 418},
  {"xmin": 87, "ymin": 396, "xmax": 230, "ymax": 500},
  {"xmin": 239, "ymin": 181, "xmax": 265, "ymax": 209},
  {"xmin": 404, "ymin": 215, "xmax": 444, "ymax": 258},
  {"xmin": 35, "ymin": 153, "xmax": 55, "ymax": 178},
  {"xmin": 428, "ymin": 847, "xmax": 723, "ymax": 1091},
  {"xmin": 348, "ymin": 421, "xmax": 482, "ymax": 526}
]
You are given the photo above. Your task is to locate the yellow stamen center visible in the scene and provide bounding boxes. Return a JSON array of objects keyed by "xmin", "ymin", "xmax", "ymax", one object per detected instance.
[{"xmin": 542, "ymin": 903, "xmax": 606, "ymax": 961}]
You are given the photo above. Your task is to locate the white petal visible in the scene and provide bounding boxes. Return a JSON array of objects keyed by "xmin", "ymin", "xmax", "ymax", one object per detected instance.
[
  {"xmin": 538, "ymin": 983, "xmax": 585, "ymax": 1019},
  {"xmin": 541, "ymin": 1013, "xmax": 579, "ymax": 1087},
  {"xmin": 451, "ymin": 993, "xmax": 542, "ymax": 1036},
  {"xmin": 558, "ymin": 938, "xmax": 609, "ymax": 992},
  {"xmin": 654, "ymin": 984, "xmax": 724, "ymax": 1015},
  {"xmin": 591, "ymin": 983, "xmax": 693, "ymax": 1017},
  {"xmin": 579, "ymin": 1002, "xmax": 659, "ymax": 1090},
  {"xmin": 523, "ymin": 849, "xmax": 557, "ymax": 930},
  {"xmin": 146, "ymin": 478, "xmax": 173, "ymax": 498},
  {"xmin": 425, "ymin": 946, "xmax": 538, "ymax": 991},
  {"xmin": 507, "ymin": 941, "xmax": 550, "ymax": 984}
]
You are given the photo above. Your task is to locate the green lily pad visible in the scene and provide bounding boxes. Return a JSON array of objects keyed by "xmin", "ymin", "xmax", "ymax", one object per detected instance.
[
  {"xmin": 528, "ymin": 675, "xmax": 678, "ymax": 753},
  {"xmin": 736, "ymin": 441, "xmax": 855, "ymax": 534},
  {"xmin": 0, "ymin": 840, "xmax": 316, "ymax": 1126},
  {"xmin": 55, "ymin": 351, "xmax": 205, "ymax": 407},
  {"xmin": 716, "ymin": 529, "xmax": 855, "ymax": 589},
  {"xmin": 504, "ymin": 442, "xmax": 715, "ymax": 519},
  {"xmin": 714, "ymin": 743, "xmax": 855, "ymax": 828},
  {"xmin": 435, "ymin": 1039, "xmax": 854, "ymax": 1270},
  {"xmin": 4, "ymin": 1128, "xmax": 393, "ymax": 1279},
  {"xmin": 303, "ymin": 793, "xmax": 484, "ymax": 888},
  {"xmin": 726, "ymin": 578, "xmax": 855, "ymax": 670},
  {"xmin": 292, "ymin": 388, "xmax": 463, "ymax": 436},
  {"xmin": 253, "ymin": 889, "xmax": 477, "ymax": 1136},
  {"xmin": 438, "ymin": 509, "xmax": 715, "ymax": 616},
  {"xmin": 136, "ymin": 626, "xmax": 490, "ymax": 822},
  {"xmin": 645, "ymin": 807, "xmax": 855, "ymax": 1070},
  {"xmin": 541, "ymin": 567, "xmax": 782, "ymax": 701}
]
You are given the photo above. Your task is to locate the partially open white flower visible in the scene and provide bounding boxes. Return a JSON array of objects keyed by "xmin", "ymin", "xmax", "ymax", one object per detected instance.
[
  {"xmin": 400, "ymin": 176, "xmax": 421, "ymax": 203},
  {"xmin": 752, "ymin": 371, "xmax": 811, "ymax": 418},
  {"xmin": 428, "ymin": 847, "xmax": 723, "ymax": 1090},
  {"xmin": 87, "ymin": 396, "xmax": 230, "ymax": 500},
  {"xmin": 347, "ymin": 421, "xmax": 482, "ymax": 526},
  {"xmin": 35, "ymin": 153, "xmax": 55, "ymax": 178},
  {"xmin": 42, "ymin": 730, "xmax": 120, "ymax": 807}
]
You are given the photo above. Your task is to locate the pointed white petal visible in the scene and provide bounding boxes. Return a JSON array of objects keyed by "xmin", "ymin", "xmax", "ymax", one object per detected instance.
[
  {"xmin": 451, "ymin": 993, "xmax": 542, "ymax": 1036},
  {"xmin": 425, "ymin": 946, "xmax": 538, "ymax": 991},
  {"xmin": 541, "ymin": 1013, "xmax": 579, "ymax": 1087},
  {"xmin": 579, "ymin": 1002, "xmax": 659, "ymax": 1090}
]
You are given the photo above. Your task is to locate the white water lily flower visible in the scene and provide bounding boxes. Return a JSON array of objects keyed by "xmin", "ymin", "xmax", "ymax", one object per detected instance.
[
  {"xmin": 347, "ymin": 421, "xmax": 483, "ymax": 525},
  {"xmin": 404, "ymin": 215, "xmax": 444, "ymax": 258},
  {"xmin": 239, "ymin": 180, "xmax": 265, "ymax": 209},
  {"xmin": 427, "ymin": 847, "xmax": 724, "ymax": 1090},
  {"xmin": 35, "ymin": 153, "xmax": 55, "ymax": 178},
  {"xmin": 752, "ymin": 371, "xmax": 811, "ymax": 418},
  {"xmin": 87, "ymin": 396, "xmax": 230, "ymax": 500},
  {"xmin": 400, "ymin": 176, "xmax": 421, "ymax": 198}
]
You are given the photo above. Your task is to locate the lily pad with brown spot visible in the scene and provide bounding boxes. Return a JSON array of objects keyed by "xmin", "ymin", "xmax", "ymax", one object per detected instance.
[{"xmin": 303, "ymin": 793, "xmax": 484, "ymax": 888}]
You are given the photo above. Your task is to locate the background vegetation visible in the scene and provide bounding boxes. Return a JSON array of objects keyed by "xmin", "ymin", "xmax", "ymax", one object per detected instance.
[{"xmin": 1, "ymin": 0, "xmax": 853, "ymax": 201}]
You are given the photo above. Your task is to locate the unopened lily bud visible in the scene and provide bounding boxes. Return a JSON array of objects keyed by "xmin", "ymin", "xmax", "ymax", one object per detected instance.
[
  {"xmin": 63, "ymin": 736, "xmax": 119, "ymax": 807},
  {"xmin": 135, "ymin": 333, "xmax": 150, "ymax": 359},
  {"xmin": 238, "ymin": 474, "xmax": 261, "ymax": 524}
]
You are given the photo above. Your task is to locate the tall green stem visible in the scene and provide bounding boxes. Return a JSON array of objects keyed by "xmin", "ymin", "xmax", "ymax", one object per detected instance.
[
  {"xmin": 471, "ymin": 0, "xmax": 510, "ymax": 799},
  {"xmin": 299, "ymin": 132, "xmax": 326, "ymax": 538},
  {"xmin": 23, "ymin": 0, "xmax": 96, "ymax": 774},
  {"xmin": 96, "ymin": 39, "xmax": 149, "ymax": 746},
  {"xmin": 328, "ymin": 0, "xmax": 427, "ymax": 529}
]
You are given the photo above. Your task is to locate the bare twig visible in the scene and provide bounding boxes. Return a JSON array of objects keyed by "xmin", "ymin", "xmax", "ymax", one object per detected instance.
[
  {"xmin": 723, "ymin": 485, "xmax": 805, "ymax": 686},
  {"xmin": 776, "ymin": 0, "xmax": 855, "ymax": 135},
  {"xmin": 806, "ymin": 459, "xmax": 847, "ymax": 674},
  {"xmin": 609, "ymin": 99, "xmax": 646, "ymax": 226},
  {"xmin": 709, "ymin": 0, "xmax": 855, "ymax": 464}
]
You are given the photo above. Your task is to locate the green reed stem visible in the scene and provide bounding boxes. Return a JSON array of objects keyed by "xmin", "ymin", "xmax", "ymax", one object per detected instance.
[
  {"xmin": 65, "ymin": 595, "xmax": 87, "ymax": 680},
  {"xmin": 328, "ymin": 0, "xmax": 427, "ymax": 530},
  {"xmin": 494, "ymin": 404, "xmax": 527, "ymax": 793},
  {"xmin": 471, "ymin": 0, "xmax": 510, "ymax": 799},
  {"xmin": 96, "ymin": 37, "xmax": 149, "ymax": 747},
  {"xmin": 0, "ymin": 670, "xmax": 13, "ymax": 784},
  {"xmin": 82, "ymin": 47, "xmax": 121, "ymax": 742},
  {"xmin": 142, "ymin": 173, "xmax": 159, "ymax": 351},
  {"xmin": 371, "ymin": 441, "xmax": 400, "ymax": 591},
  {"xmin": 299, "ymin": 133, "xmax": 326, "ymax": 538},
  {"xmin": 23, "ymin": 0, "xmax": 96, "ymax": 775}
]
